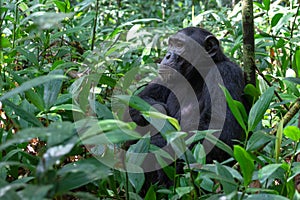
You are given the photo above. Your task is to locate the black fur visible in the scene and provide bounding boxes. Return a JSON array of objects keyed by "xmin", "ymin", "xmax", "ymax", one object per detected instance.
[{"xmin": 127, "ymin": 27, "xmax": 246, "ymax": 194}]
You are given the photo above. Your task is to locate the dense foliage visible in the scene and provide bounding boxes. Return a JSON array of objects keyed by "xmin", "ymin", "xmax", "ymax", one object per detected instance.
[{"xmin": 0, "ymin": 0, "xmax": 300, "ymax": 199}]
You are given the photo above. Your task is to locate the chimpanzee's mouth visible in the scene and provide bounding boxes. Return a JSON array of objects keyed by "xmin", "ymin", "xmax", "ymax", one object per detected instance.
[{"xmin": 158, "ymin": 64, "xmax": 174, "ymax": 81}]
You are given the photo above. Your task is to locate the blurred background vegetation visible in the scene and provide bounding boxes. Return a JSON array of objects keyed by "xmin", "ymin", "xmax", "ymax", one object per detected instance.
[{"xmin": 0, "ymin": 0, "xmax": 300, "ymax": 199}]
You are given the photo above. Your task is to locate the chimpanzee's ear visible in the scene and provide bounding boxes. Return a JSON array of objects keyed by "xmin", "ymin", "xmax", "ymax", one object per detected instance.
[{"xmin": 204, "ymin": 35, "xmax": 219, "ymax": 57}]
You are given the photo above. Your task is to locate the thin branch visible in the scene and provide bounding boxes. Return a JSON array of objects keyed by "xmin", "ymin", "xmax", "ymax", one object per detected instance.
[
  {"xmin": 270, "ymin": 98, "xmax": 300, "ymax": 135},
  {"xmin": 91, "ymin": 0, "xmax": 100, "ymax": 51}
]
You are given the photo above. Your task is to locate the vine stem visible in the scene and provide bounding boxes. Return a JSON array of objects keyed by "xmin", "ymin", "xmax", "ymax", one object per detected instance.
[{"xmin": 91, "ymin": 0, "xmax": 99, "ymax": 51}]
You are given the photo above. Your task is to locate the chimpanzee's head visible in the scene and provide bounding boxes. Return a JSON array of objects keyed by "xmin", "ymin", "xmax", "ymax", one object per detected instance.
[{"xmin": 159, "ymin": 27, "xmax": 225, "ymax": 82}]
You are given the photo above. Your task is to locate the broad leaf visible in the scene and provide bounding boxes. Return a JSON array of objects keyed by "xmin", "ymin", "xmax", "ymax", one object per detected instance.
[
  {"xmin": 220, "ymin": 85, "xmax": 247, "ymax": 132},
  {"xmin": 43, "ymin": 69, "xmax": 64, "ymax": 110},
  {"xmin": 0, "ymin": 74, "xmax": 67, "ymax": 101},
  {"xmin": 3, "ymin": 100, "xmax": 43, "ymax": 127},
  {"xmin": 283, "ymin": 126, "xmax": 300, "ymax": 141},
  {"xmin": 248, "ymin": 87, "xmax": 274, "ymax": 132},
  {"xmin": 56, "ymin": 158, "xmax": 110, "ymax": 193},
  {"xmin": 258, "ymin": 164, "xmax": 282, "ymax": 183},
  {"xmin": 234, "ymin": 145, "xmax": 254, "ymax": 186},
  {"xmin": 246, "ymin": 130, "xmax": 274, "ymax": 151},
  {"xmin": 216, "ymin": 163, "xmax": 238, "ymax": 194}
]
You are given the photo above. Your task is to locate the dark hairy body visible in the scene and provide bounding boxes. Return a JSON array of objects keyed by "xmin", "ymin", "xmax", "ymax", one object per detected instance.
[{"xmin": 127, "ymin": 27, "xmax": 247, "ymax": 194}]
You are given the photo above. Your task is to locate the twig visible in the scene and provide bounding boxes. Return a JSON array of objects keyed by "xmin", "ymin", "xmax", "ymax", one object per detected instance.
[{"xmin": 270, "ymin": 98, "xmax": 300, "ymax": 135}]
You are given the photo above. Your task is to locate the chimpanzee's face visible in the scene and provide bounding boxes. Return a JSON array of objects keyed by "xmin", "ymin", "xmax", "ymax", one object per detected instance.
[{"xmin": 159, "ymin": 28, "xmax": 219, "ymax": 82}]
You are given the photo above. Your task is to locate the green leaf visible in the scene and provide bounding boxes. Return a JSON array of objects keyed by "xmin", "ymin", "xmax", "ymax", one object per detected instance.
[
  {"xmin": 46, "ymin": 122, "xmax": 75, "ymax": 147},
  {"xmin": 220, "ymin": 85, "xmax": 247, "ymax": 132},
  {"xmin": 287, "ymin": 162, "xmax": 300, "ymax": 182},
  {"xmin": 248, "ymin": 87, "xmax": 274, "ymax": 132},
  {"xmin": 246, "ymin": 130, "xmax": 274, "ymax": 151},
  {"xmin": 273, "ymin": 13, "xmax": 294, "ymax": 33},
  {"xmin": 284, "ymin": 77, "xmax": 300, "ymax": 85},
  {"xmin": 295, "ymin": 48, "xmax": 300, "ymax": 76},
  {"xmin": 116, "ymin": 95, "xmax": 177, "ymax": 134},
  {"xmin": 284, "ymin": 126, "xmax": 300, "ymax": 141},
  {"xmin": 99, "ymin": 75, "xmax": 117, "ymax": 88},
  {"xmin": 56, "ymin": 158, "xmax": 110, "ymax": 193},
  {"xmin": 126, "ymin": 137, "xmax": 150, "ymax": 167},
  {"xmin": 127, "ymin": 165, "xmax": 145, "ymax": 193},
  {"xmin": 258, "ymin": 164, "xmax": 282, "ymax": 183},
  {"xmin": 43, "ymin": 70, "xmax": 64, "ymax": 110},
  {"xmin": 234, "ymin": 100, "xmax": 248, "ymax": 123},
  {"xmin": 0, "ymin": 122, "xmax": 74, "ymax": 150},
  {"xmin": 189, "ymin": 130, "xmax": 233, "ymax": 157},
  {"xmin": 18, "ymin": 185, "xmax": 53, "ymax": 199},
  {"xmin": 54, "ymin": 0, "xmax": 67, "ymax": 12},
  {"xmin": 0, "ymin": 183, "xmax": 24, "ymax": 199},
  {"xmin": 263, "ymin": 0, "xmax": 270, "ymax": 11},
  {"xmin": 0, "ymin": 36, "xmax": 11, "ymax": 48},
  {"xmin": 8, "ymin": 70, "xmax": 45, "ymax": 111},
  {"xmin": 91, "ymin": 101, "xmax": 114, "ymax": 119},
  {"xmin": 185, "ymin": 130, "xmax": 216, "ymax": 145},
  {"xmin": 166, "ymin": 131, "xmax": 187, "ymax": 158},
  {"xmin": 234, "ymin": 145, "xmax": 254, "ymax": 186},
  {"xmin": 144, "ymin": 111, "xmax": 180, "ymax": 131},
  {"xmin": 144, "ymin": 185, "xmax": 156, "ymax": 200},
  {"xmin": 244, "ymin": 84, "xmax": 260, "ymax": 100},
  {"xmin": 79, "ymin": 119, "xmax": 140, "ymax": 145},
  {"xmin": 275, "ymin": 120, "xmax": 283, "ymax": 162},
  {"xmin": 3, "ymin": 100, "xmax": 43, "ymax": 127},
  {"xmin": 244, "ymin": 193, "xmax": 289, "ymax": 200},
  {"xmin": 50, "ymin": 104, "xmax": 84, "ymax": 113},
  {"xmin": 0, "ymin": 74, "xmax": 67, "ymax": 101},
  {"xmin": 216, "ymin": 163, "xmax": 238, "ymax": 194},
  {"xmin": 253, "ymin": 2, "xmax": 264, "ymax": 10},
  {"xmin": 193, "ymin": 143, "xmax": 206, "ymax": 164},
  {"xmin": 81, "ymin": 129, "xmax": 140, "ymax": 145},
  {"xmin": 175, "ymin": 186, "xmax": 194, "ymax": 198},
  {"xmin": 16, "ymin": 47, "xmax": 39, "ymax": 66},
  {"xmin": 52, "ymin": 27, "xmax": 85, "ymax": 39}
]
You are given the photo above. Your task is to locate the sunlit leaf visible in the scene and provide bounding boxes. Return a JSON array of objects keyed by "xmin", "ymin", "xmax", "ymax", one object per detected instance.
[
  {"xmin": 175, "ymin": 186, "xmax": 194, "ymax": 198},
  {"xmin": 234, "ymin": 145, "xmax": 254, "ymax": 186},
  {"xmin": 283, "ymin": 126, "xmax": 300, "ymax": 141},
  {"xmin": 263, "ymin": 0, "xmax": 270, "ymax": 11}
]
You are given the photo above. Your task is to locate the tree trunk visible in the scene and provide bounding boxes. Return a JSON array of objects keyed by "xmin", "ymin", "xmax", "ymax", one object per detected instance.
[{"xmin": 242, "ymin": 0, "xmax": 256, "ymax": 86}]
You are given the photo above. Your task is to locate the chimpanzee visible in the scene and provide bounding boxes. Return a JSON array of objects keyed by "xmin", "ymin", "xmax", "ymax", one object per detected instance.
[{"xmin": 127, "ymin": 27, "xmax": 246, "ymax": 194}]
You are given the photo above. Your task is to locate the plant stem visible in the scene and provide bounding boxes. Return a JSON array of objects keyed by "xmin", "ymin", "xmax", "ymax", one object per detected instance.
[
  {"xmin": 289, "ymin": 3, "xmax": 300, "ymax": 69},
  {"xmin": 91, "ymin": 0, "xmax": 99, "ymax": 51}
]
